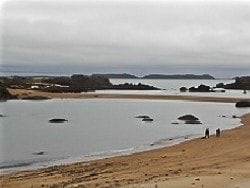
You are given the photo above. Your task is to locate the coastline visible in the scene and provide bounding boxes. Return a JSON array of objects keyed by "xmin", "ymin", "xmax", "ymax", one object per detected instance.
[
  {"xmin": 1, "ymin": 91, "xmax": 250, "ymax": 187},
  {"xmin": 7, "ymin": 88, "xmax": 249, "ymax": 103},
  {"xmin": 1, "ymin": 114, "xmax": 249, "ymax": 188}
]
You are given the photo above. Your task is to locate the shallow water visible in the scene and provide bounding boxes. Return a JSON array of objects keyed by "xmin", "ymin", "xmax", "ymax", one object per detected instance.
[{"xmin": 0, "ymin": 98, "xmax": 248, "ymax": 173}]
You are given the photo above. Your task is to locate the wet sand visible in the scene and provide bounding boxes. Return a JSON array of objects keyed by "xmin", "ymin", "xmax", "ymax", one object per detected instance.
[{"xmin": 1, "ymin": 89, "xmax": 250, "ymax": 188}]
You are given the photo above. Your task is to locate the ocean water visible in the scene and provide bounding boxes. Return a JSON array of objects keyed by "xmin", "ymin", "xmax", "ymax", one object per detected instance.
[{"xmin": 0, "ymin": 98, "xmax": 248, "ymax": 173}]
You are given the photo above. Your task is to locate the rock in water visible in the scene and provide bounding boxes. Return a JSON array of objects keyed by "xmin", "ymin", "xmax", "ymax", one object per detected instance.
[
  {"xmin": 49, "ymin": 118, "xmax": 68, "ymax": 123},
  {"xmin": 135, "ymin": 115, "xmax": 150, "ymax": 119},
  {"xmin": 235, "ymin": 101, "xmax": 250, "ymax": 108},
  {"xmin": 178, "ymin": 114, "xmax": 199, "ymax": 121},
  {"xmin": 177, "ymin": 114, "xmax": 202, "ymax": 124},
  {"xmin": 142, "ymin": 118, "xmax": 154, "ymax": 122}
]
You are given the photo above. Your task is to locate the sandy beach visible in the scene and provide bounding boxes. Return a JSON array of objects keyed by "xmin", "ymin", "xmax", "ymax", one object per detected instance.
[
  {"xmin": 7, "ymin": 88, "xmax": 250, "ymax": 103},
  {"xmin": 1, "ymin": 89, "xmax": 250, "ymax": 188}
]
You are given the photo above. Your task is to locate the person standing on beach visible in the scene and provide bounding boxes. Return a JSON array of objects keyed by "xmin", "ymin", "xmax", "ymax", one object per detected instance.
[
  {"xmin": 205, "ymin": 128, "xmax": 209, "ymax": 138},
  {"xmin": 216, "ymin": 128, "xmax": 221, "ymax": 137}
]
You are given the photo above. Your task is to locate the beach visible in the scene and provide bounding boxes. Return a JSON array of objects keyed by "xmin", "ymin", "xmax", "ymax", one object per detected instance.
[
  {"xmin": 7, "ymin": 88, "xmax": 250, "ymax": 103},
  {"xmin": 1, "ymin": 90, "xmax": 250, "ymax": 188}
]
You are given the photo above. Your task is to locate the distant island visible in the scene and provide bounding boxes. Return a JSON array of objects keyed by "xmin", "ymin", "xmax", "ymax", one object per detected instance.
[
  {"xmin": 93, "ymin": 73, "xmax": 138, "ymax": 79},
  {"xmin": 92, "ymin": 73, "xmax": 215, "ymax": 79},
  {"xmin": 142, "ymin": 74, "xmax": 215, "ymax": 79}
]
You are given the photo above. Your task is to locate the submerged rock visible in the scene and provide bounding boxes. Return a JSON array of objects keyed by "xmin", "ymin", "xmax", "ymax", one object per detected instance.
[
  {"xmin": 135, "ymin": 115, "xmax": 150, "ymax": 119},
  {"xmin": 235, "ymin": 101, "xmax": 250, "ymax": 108},
  {"xmin": 178, "ymin": 114, "xmax": 199, "ymax": 121},
  {"xmin": 49, "ymin": 118, "xmax": 68, "ymax": 123},
  {"xmin": 185, "ymin": 120, "xmax": 202, "ymax": 124},
  {"xmin": 177, "ymin": 114, "xmax": 202, "ymax": 124},
  {"xmin": 33, "ymin": 151, "xmax": 46, "ymax": 155},
  {"xmin": 142, "ymin": 118, "xmax": 154, "ymax": 122}
]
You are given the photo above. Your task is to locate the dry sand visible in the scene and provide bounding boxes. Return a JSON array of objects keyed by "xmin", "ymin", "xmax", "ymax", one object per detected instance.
[{"xmin": 1, "ymin": 89, "xmax": 250, "ymax": 188}]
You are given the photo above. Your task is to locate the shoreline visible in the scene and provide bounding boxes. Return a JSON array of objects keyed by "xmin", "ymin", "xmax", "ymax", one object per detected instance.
[
  {"xmin": 7, "ymin": 88, "xmax": 249, "ymax": 103},
  {"xmin": 1, "ymin": 89, "xmax": 250, "ymax": 187},
  {"xmin": 1, "ymin": 114, "xmax": 249, "ymax": 188},
  {"xmin": 0, "ymin": 95, "xmax": 249, "ymax": 188}
]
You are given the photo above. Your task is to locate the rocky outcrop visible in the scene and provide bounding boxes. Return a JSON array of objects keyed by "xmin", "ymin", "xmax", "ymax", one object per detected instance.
[
  {"xmin": 177, "ymin": 114, "xmax": 202, "ymax": 124},
  {"xmin": 216, "ymin": 76, "xmax": 250, "ymax": 90},
  {"xmin": 189, "ymin": 85, "xmax": 211, "ymax": 92},
  {"xmin": 180, "ymin": 84, "xmax": 226, "ymax": 93},
  {"xmin": 113, "ymin": 83, "xmax": 159, "ymax": 90},
  {"xmin": 235, "ymin": 101, "xmax": 250, "ymax": 108}
]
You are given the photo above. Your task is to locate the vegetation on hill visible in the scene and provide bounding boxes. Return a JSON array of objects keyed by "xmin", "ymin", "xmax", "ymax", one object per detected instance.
[
  {"xmin": 0, "ymin": 84, "xmax": 17, "ymax": 100},
  {"xmin": 0, "ymin": 74, "xmax": 159, "ymax": 93}
]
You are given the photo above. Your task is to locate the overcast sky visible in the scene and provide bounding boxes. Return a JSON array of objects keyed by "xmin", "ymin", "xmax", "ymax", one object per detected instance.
[{"xmin": 1, "ymin": 0, "xmax": 250, "ymax": 77}]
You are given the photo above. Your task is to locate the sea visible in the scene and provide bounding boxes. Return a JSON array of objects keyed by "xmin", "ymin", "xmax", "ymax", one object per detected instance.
[{"xmin": 0, "ymin": 79, "xmax": 249, "ymax": 173}]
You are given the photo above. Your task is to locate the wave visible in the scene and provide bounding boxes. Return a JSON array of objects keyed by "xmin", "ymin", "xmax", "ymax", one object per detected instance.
[
  {"xmin": 0, "ymin": 157, "xmax": 66, "ymax": 173},
  {"xmin": 84, "ymin": 147, "xmax": 137, "ymax": 158},
  {"xmin": 150, "ymin": 134, "xmax": 198, "ymax": 147}
]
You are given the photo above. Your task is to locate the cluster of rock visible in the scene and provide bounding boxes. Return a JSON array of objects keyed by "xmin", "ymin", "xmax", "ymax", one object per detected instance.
[
  {"xmin": 180, "ymin": 84, "xmax": 224, "ymax": 92},
  {"xmin": 115, "ymin": 83, "xmax": 159, "ymax": 90},
  {"xmin": 135, "ymin": 115, "xmax": 154, "ymax": 122}
]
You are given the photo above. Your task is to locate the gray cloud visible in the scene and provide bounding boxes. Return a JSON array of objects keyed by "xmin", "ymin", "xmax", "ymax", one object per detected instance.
[{"xmin": 1, "ymin": 1, "xmax": 250, "ymax": 77}]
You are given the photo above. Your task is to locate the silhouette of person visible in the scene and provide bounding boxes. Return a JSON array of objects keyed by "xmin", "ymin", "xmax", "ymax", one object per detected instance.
[
  {"xmin": 216, "ymin": 128, "xmax": 221, "ymax": 137},
  {"xmin": 205, "ymin": 128, "xmax": 209, "ymax": 138}
]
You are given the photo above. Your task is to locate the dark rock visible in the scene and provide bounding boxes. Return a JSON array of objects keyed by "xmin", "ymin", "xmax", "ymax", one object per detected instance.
[
  {"xmin": 189, "ymin": 84, "xmax": 211, "ymax": 92},
  {"xmin": 49, "ymin": 118, "xmax": 68, "ymax": 123},
  {"xmin": 178, "ymin": 114, "xmax": 202, "ymax": 124},
  {"xmin": 33, "ymin": 151, "xmax": 45, "ymax": 155},
  {"xmin": 135, "ymin": 115, "xmax": 150, "ymax": 119},
  {"xmin": 180, "ymin": 87, "xmax": 188, "ymax": 92},
  {"xmin": 0, "ymin": 84, "xmax": 17, "ymax": 100},
  {"xmin": 171, "ymin": 122, "xmax": 180, "ymax": 125},
  {"xmin": 220, "ymin": 76, "xmax": 250, "ymax": 90},
  {"xmin": 235, "ymin": 101, "xmax": 250, "ymax": 108},
  {"xmin": 113, "ymin": 83, "xmax": 159, "ymax": 90},
  {"xmin": 178, "ymin": 114, "xmax": 199, "ymax": 121},
  {"xmin": 185, "ymin": 120, "xmax": 202, "ymax": 124},
  {"xmin": 142, "ymin": 118, "xmax": 154, "ymax": 122}
]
